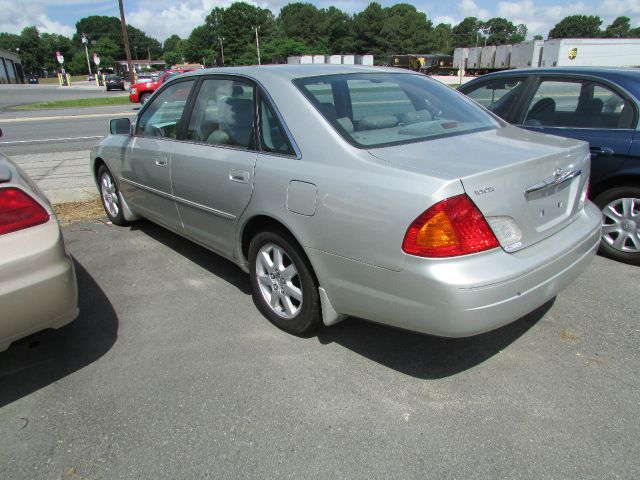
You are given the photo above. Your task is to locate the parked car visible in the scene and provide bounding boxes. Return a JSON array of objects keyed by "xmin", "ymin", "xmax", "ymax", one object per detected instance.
[
  {"xmin": 0, "ymin": 128, "xmax": 79, "ymax": 351},
  {"xmin": 459, "ymin": 67, "xmax": 640, "ymax": 265},
  {"xmin": 129, "ymin": 68, "xmax": 196, "ymax": 104},
  {"xmin": 105, "ymin": 75, "xmax": 125, "ymax": 91},
  {"xmin": 92, "ymin": 66, "xmax": 600, "ymax": 337}
]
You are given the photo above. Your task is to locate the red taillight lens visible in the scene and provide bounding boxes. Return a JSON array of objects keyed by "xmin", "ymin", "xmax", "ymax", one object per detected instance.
[
  {"xmin": 0, "ymin": 187, "xmax": 49, "ymax": 235},
  {"xmin": 402, "ymin": 194, "xmax": 499, "ymax": 258}
]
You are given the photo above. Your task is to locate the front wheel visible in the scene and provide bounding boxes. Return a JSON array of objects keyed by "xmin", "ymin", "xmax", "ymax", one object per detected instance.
[
  {"xmin": 140, "ymin": 92, "xmax": 151, "ymax": 104},
  {"xmin": 98, "ymin": 165, "xmax": 127, "ymax": 226},
  {"xmin": 593, "ymin": 186, "xmax": 640, "ymax": 265},
  {"xmin": 248, "ymin": 230, "xmax": 321, "ymax": 335}
]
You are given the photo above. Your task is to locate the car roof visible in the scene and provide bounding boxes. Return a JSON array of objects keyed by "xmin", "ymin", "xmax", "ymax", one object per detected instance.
[{"xmin": 180, "ymin": 64, "xmax": 410, "ymax": 82}]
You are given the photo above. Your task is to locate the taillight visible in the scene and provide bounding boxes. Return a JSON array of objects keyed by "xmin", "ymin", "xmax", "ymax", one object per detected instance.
[
  {"xmin": 0, "ymin": 187, "xmax": 49, "ymax": 235},
  {"xmin": 402, "ymin": 194, "xmax": 499, "ymax": 258}
]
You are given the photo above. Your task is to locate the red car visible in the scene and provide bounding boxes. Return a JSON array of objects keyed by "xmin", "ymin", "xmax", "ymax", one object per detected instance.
[{"xmin": 128, "ymin": 68, "xmax": 196, "ymax": 104}]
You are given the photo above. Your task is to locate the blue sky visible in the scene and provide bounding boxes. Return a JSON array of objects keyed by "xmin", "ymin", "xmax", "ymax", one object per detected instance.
[{"xmin": 1, "ymin": 0, "xmax": 639, "ymax": 43}]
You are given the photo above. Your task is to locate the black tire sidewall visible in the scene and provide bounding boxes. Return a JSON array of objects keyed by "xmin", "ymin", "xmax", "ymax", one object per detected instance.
[
  {"xmin": 593, "ymin": 186, "xmax": 640, "ymax": 265},
  {"xmin": 140, "ymin": 93, "xmax": 150, "ymax": 104},
  {"xmin": 97, "ymin": 165, "xmax": 127, "ymax": 226},
  {"xmin": 248, "ymin": 230, "xmax": 321, "ymax": 335}
]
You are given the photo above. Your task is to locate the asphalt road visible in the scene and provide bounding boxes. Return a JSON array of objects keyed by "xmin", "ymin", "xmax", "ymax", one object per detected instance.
[
  {"xmin": 0, "ymin": 219, "xmax": 638, "ymax": 479},
  {"xmin": 0, "ymin": 86, "xmax": 137, "ymax": 157}
]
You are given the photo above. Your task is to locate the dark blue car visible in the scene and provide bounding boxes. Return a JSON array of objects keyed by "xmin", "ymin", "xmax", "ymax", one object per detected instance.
[{"xmin": 460, "ymin": 67, "xmax": 640, "ymax": 265}]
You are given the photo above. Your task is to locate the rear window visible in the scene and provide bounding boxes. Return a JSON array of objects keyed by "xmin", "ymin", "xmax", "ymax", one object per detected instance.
[{"xmin": 294, "ymin": 73, "xmax": 499, "ymax": 148}]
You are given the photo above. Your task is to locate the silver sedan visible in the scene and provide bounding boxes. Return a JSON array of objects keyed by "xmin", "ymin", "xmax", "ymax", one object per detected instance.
[{"xmin": 91, "ymin": 65, "xmax": 601, "ymax": 337}]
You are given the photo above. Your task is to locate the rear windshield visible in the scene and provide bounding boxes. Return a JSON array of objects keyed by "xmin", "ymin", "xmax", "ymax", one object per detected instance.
[{"xmin": 294, "ymin": 72, "xmax": 500, "ymax": 148}]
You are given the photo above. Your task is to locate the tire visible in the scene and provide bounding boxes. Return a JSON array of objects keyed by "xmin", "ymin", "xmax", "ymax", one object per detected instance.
[
  {"xmin": 140, "ymin": 92, "xmax": 151, "ymax": 104},
  {"xmin": 98, "ymin": 165, "xmax": 128, "ymax": 226},
  {"xmin": 248, "ymin": 229, "xmax": 321, "ymax": 335},
  {"xmin": 593, "ymin": 186, "xmax": 640, "ymax": 265}
]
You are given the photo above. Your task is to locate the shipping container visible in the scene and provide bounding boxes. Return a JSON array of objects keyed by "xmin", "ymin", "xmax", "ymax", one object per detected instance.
[
  {"xmin": 287, "ymin": 56, "xmax": 300, "ymax": 64},
  {"xmin": 467, "ymin": 47, "xmax": 481, "ymax": 71},
  {"xmin": 325, "ymin": 55, "xmax": 342, "ymax": 64},
  {"xmin": 540, "ymin": 38, "xmax": 640, "ymax": 67},
  {"xmin": 453, "ymin": 47, "xmax": 469, "ymax": 71},
  {"xmin": 494, "ymin": 44, "xmax": 512, "ymax": 69},
  {"xmin": 356, "ymin": 54, "xmax": 374, "ymax": 66},
  {"xmin": 479, "ymin": 45, "xmax": 497, "ymax": 69},
  {"xmin": 342, "ymin": 55, "xmax": 355, "ymax": 65},
  {"xmin": 510, "ymin": 40, "xmax": 544, "ymax": 69},
  {"xmin": 313, "ymin": 55, "xmax": 325, "ymax": 64},
  {"xmin": 300, "ymin": 55, "xmax": 313, "ymax": 64}
]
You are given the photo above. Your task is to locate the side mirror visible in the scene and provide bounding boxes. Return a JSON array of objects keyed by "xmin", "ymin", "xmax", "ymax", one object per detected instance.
[{"xmin": 110, "ymin": 118, "xmax": 131, "ymax": 135}]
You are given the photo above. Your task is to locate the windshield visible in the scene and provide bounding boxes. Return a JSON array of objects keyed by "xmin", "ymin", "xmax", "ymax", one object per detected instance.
[{"xmin": 294, "ymin": 72, "xmax": 500, "ymax": 148}]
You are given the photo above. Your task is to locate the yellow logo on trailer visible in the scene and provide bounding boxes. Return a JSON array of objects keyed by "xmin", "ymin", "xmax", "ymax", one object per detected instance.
[{"xmin": 568, "ymin": 47, "xmax": 578, "ymax": 60}]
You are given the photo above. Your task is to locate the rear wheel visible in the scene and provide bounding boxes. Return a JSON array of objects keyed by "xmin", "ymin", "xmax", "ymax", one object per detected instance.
[
  {"xmin": 594, "ymin": 186, "xmax": 640, "ymax": 265},
  {"xmin": 98, "ymin": 165, "xmax": 127, "ymax": 226},
  {"xmin": 248, "ymin": 230, "xmax": 321, "ymax": 335}
]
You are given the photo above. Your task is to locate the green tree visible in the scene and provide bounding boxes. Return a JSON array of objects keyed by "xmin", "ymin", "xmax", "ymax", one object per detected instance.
[
  {"xmin": 260, "ymin": 37, "xmax": 312, "ymax": 63},
  {"xmin": 428, "ymin": 23, "xmax": 453, "ymax": 54},
  {"xmin": 352, "ymin": 3, "xmax": 387, "ymax": 57},
  {"xmin": 0, "ymin": 33, "xmax": 20, "ymax": 52},
  {"xmin": 380, "ymin": 4, "xmax": 431, "ymax": 54},
  {"xmin": 452, "ymin": 17, "xmax": 484, "ymax": 47},
  {"xmin": 92, "ymin": 37, "xmax": 120, "ymax": 70},
  {"xmin": 40, "ymin": 33, "xmax": 76, "ymax": 73},
  {"xmin": 279, "ymin": 2, "xmax": 326, "ymax": 50},
  {"xmin": 321, "ymin": 6, "xmax": 354, "ymax": 53},
  {"xmin": 482, "ymin": 18, "xmax": 526, "ymax": 45},
  {"xmin": 533, "ymin": 34, "xmax": 544, "ymax": 40},
  {"xmin": 603, "ymin": 16, "xmax": 631, "ymax": 38},
  {"xmin": 548, "ymin": 15, "xmax": 602, "ymax": 38},
  {"xmin": 18, "ymin": 27, "xmax": 46, "ymax": 74}
]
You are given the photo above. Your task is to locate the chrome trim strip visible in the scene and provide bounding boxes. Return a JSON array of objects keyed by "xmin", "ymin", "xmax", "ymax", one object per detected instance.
[
  {"xmin": 119, "ymin": 177, "xmax": 236, "ymax": 220},
  {"xmin": 524, "ymin": 169, "xmax": 581, "ymax": 195}
]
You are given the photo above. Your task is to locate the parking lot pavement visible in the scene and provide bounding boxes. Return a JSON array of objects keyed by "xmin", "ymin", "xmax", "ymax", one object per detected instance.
[{"xmin": 1, "ymin": 219, "xmax": 639, "ymax": 479}]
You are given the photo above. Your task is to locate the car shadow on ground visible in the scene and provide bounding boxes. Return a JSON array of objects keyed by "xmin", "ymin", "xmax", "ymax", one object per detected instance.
[
  {"xmin": 130, "ymin": 220, "xmax": 549, "ymax": 380},
  {"xmin": 316, "ymin": 300, "xmax": 553, "ymax": 379},
  {"xmin": 131, "ymin": 221, "xmax": 252, "ymax": 295},
  {"xmin": 0, "ymin": 260, "xmax": 118, "ymax": 408}
]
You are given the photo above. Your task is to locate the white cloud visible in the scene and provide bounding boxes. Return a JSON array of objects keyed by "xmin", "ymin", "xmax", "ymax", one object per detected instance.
[
  {"xmin": 0, "ymin": 0, "xmax": 74, "ymax": 37},
  {"xmin": 459, "ymin": 0, "xmax": 491, "ymax": 20},
  {"xmin": 433, "ymin": 15, "xmax": 458, "ymax": 26}
]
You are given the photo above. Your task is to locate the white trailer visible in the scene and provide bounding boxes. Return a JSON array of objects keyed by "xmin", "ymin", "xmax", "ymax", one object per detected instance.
[
  {"xmin": 494, "ymin": 44, "xmax": 512, "ymax": 69},
  {"xmin": 540, "ymin": 38, "xmax": 640, "ymax": 67},
  {"xmin": 510, "ymin": 40, "xmax": 544, "ymax": 69},
  {"xmin": 325, "ymin": 55, "xmax": 342, "ymax": 65},
  {"xmin": 467, "ymin": 47, "xmax": 480, "ymax": 71},
  {"xmin": 355, "ymin": 54, "xmax": 374, "ymax": 66},
  {"xmin": 342, "ymin": 55, "xmax": 355, "ymax": 65},
  {"xmin": 453, "ymin": 47, "xmax": 469, "ymax": 73},
  {"xmin": 287, "ymin": 56, "xmax": 300, "ymax": 64},
  {"xmin": 313, "ymin": 55, "xmax": 325, "ymax": 64},
  {"xmin": 479, "ymin": 45, "xmax": 497, "ymax": 70},
  {"xmin": 300, "ymin": 55, "xmax": 313, "ymax": 64}
]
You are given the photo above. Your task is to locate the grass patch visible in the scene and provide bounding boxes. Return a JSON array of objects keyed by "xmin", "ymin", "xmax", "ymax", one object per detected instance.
[
  {"xmin": 54, "ymin": 196, "xmax": 105, "ymax": 224},
  {"xmin": 12, "ymin": 96, "xmax": 130, "ymax": 110}
]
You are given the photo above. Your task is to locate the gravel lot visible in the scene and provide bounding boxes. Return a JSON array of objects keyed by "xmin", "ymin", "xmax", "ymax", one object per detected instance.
[{"xmin": 0, "ymin": 218, "xmax": 639, "ymax": 479}]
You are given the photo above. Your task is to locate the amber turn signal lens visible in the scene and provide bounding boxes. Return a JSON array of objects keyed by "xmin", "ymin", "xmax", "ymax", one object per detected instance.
[{"xmin": 402, "ymin": 194, "xmax": 499, "ymax": 257}]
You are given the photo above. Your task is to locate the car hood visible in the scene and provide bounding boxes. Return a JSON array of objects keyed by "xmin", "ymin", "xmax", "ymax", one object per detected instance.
[
  {"xmin": 130, "ymin": 81, "xmax": 157, "ymax": 89},
  {"xmin": 369, "ymin": 125, "xmax": 591, "ymax": 252}
]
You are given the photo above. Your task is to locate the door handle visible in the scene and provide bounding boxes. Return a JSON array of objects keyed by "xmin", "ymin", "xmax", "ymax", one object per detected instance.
[
  {"xmin": 155, "ymin": 156, "xmax": 168, "ymax": 167},
  {"xmin": 229, "ymin": 169, "xmax": 249, "ymax": 184},
  {"xmin": 589, "ymin": 147, "xmax": 613, "ymax": 157}
]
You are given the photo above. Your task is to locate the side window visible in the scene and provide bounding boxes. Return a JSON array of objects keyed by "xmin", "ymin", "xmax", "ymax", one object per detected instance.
[
  {"xmin": 259, "ymin": 99, "xmax": 294, "ymax": 155},
  {"xmin": 136, "ymin": 80, "xmax": 195, "ymax": 139},
  {"xmin": 186, "ymin": 78, "xmax": 255, "ymax": 149},
  {"xmin": 464, "ymin": 77, "xmax": 526, "ymax": 118},
  {"xmin": 523, "ymin": 80, "xmax": 581, "ymax": 126},
  {"xmin": 594, "ymin": 85, "xmax": 634, "ymax": 129}
]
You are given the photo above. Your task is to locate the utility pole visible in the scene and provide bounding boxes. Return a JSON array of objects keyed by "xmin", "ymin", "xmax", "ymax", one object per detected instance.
[
  {"xmin": 218, "ymin": 37, "xmax": 225, "ymax": 66},
  {"xmin": 81, "ymin": 34, "xmax": 92, "ymax": 76},
  {"xmin": 254, "ymin": 27, "xmax": 261, "ymax": 66},
  {"xmin": 118, "ymin": 0, "xmax": 134, "ymax": 84}
]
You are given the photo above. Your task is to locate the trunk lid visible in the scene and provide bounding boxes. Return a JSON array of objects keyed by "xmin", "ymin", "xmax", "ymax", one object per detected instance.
[{"xmin": 369, "ymin": 126, "xmax": 591, "ymax": 252}]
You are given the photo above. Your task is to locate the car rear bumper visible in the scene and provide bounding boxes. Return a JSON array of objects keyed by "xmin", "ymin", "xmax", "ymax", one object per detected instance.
[
  {"xmin": 0, "ymin": 219, "xmax": 79, "ymax": 351},
  {"xmin": 308, "ymin": 202, "xmax": 601, "ymax": 337}
]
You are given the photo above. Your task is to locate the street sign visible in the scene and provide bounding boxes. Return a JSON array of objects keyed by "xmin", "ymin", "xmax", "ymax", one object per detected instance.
[
  {"xmin": 56, "ymin": 51, "xmax": 64, "ymax": 64},
  {"xmin": 93, "ymin": 53, "xmax": 101, "ymax": 66}
]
